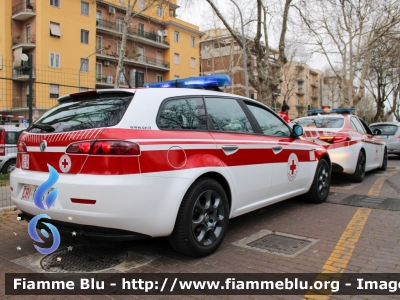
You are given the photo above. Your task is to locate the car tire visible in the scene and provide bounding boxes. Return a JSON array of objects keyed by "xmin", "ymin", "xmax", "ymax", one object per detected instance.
[
  {"xmin": 349, "ymin": 151, "xmax": 366, "ymax": 183},
  {"xmin": 168, "ymin": 177, "xmax": 229, "ymax": 257},
  {"xmin": 302, "ymin": 159, "xmax": 330, "ymax": 203},
  {"xmin": 378, "ymin": 147, "xmax": 388, "ymax": 171},
  {"xmin": 2, "ymin": 159, "xmax": 16, "ymax": 174}
]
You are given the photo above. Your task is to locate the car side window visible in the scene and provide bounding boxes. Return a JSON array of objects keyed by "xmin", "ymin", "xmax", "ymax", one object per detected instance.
[
  {"xmin": 158, "ymin": 97, "xmax": 206, "ymax": 130},
  {"xmin": 205, "ymin": 97, "xmax": 254, "ymax": 133},
  {"xmin": 350, "ymin": 117, "xmax": 366, "ymax": 133},
  {"xmin": 246, "ymin": 104, "xmax": 291, "ymax": 137},
  {"xmin": 5, "ymin": 131, "xmax": 21, "ymax": 144}
]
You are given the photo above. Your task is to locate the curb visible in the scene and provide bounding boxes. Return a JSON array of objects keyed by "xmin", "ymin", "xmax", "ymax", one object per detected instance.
[{"xmin": 0, "ymin": 205, "xmax": 17, "ymax": 214}]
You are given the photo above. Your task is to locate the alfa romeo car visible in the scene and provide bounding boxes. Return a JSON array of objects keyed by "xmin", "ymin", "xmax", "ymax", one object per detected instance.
[
  {"xmin": 11, "ymin": 75, "xmax": 331, "ymax": 257},
  {"xmin": 292, "ymin": 107, "xmax": 387, "ymax": 182}
]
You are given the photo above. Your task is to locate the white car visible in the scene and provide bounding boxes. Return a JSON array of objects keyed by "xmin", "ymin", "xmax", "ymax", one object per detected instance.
[
  {"xmin": 11, "ymin": 75, "xmax": 331, "ymax": 257},
  {"xmin": 292, "ymin": 108, "xmax": 387, "ymax": 182},
  {"xmin": 0, "ymin": 124, "xmax": 28, "ymax": 174},
  {"xmin": 369, "ymin": 122, "xmax": 400, "ymax": 157}
]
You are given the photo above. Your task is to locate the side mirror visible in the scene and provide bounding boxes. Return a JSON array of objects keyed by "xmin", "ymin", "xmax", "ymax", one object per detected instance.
[
  {"xmin": 292, "ymin": 124, "xmax": 304, "ymax": 137},
  {"xmin": 372, "ymin": 128, "xmax": 382, "ymax": 135}
]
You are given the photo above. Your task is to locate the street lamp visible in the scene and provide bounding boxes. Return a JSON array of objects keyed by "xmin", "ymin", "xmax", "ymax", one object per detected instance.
[
  {"xmin": 230, "ymin": 0, "xmax": 249, "ymax": 98},
  {"xmin": 78, "ymin": 47, "xmax": 105, "ymax": 90}
]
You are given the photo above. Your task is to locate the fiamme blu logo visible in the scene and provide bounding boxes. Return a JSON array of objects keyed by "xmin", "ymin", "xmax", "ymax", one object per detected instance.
[{"xmin": 27, "ymin": 164, "xmax": 61, "ymax": 254}]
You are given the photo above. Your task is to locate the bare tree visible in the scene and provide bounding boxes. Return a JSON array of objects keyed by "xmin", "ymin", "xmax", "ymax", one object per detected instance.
[
  {"xmin": 366, "ymin": 37, "xmax": 400, "ymax": 122},
  {"xmin": 114, "ymin": 0, "xmax": 170, "ymax": 88},
  {"xmin": 203, "ymin": 0, "xmax": 293, "ymax": 106},
  {"xmin": 295, "ymin": 0, "xmax": 400, "ymax": 107}
]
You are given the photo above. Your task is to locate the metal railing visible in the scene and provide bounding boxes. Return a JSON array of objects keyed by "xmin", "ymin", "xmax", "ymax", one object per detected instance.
[
  {"xmin": 127, "ymin": 54, "xmax": 170, "ymax": 68},
  {"xmin": 12, "ymin": 33, "xmax": 36, "ymax": 45},
  {"xmin": 12, "ymin": 1, "xmax": 36, "ymax": 15},
  {"xmin": 97, "ymin": 19, "xmax": 169, "ymax": 46},
  {"xmin": 13, "ymin": 66, "xmax": 36, "ymax": 79}
]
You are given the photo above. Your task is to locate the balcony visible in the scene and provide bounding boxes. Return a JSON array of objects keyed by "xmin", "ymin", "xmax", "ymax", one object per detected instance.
[
  {"xmin": 12, "ymin": 65, "xmax": 36, "ymax": 81},
  {"xmin": 12, "ymin": 1, "xmax": 36, "ymax": 21},
  {"xmin": 311, "ymin": 93, "xmax": 319, "ymax": 99},
  {"xmin": 97, "ymin": 19, "xmax": 170, "ymax": 49},
  {"xmin": 296, "ymin": 88, "xmax": 305, "ymax": 95},
  {"xmin": 95, "ymin": 74, "xmax": 130, "ymax": 88},
  {"xmin": 311, "ymin": 82, "xmax": 319, "ymax": 88},
  {"xmin": 12, "ymin": 34, "xmax": 36, "ymax": 50},
  {"xmin": 97, "ymin": 53, "xmax": 170, "ymax": 71}
]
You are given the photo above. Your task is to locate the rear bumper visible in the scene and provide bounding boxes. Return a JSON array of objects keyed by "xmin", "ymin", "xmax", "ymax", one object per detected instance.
[
  {"xmin": 11, "ymin": 168, "xmax": 193, "ymax": 237},
  {"xmin": 18, "ymin": 211, "xmax": 150, "ymax": 241},
  {"xmin": 387, "ymin": 140, "xmax": 400, "ymax": 154}
]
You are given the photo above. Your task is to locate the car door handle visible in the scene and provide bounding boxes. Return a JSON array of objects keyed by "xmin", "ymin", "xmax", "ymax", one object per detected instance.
[
  {"xmin": 272, "ymin": 146, "xmax": 283, "ymax": 154},
  {"xmin": 221, "ymin": 145, "xmax": 239, "ymax": 155}
]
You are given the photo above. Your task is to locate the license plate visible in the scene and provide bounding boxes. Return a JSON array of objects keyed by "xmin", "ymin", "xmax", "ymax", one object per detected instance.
[
  {"xmin": 377, "ymin": 135, "xmax": 388, "ymax": 139},
  {"xmin": 21, "ymin": 185, "xmax": 55, "ymax": 202}
]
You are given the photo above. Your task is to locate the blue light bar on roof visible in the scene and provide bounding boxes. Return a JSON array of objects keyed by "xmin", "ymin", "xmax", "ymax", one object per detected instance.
[
  {"xmin": 308, "ymin": 107, "xmax": 355, "ymax": 116},
  {"xmin": 146, "ymin": 74, "xmax": 231, "ymax": 89}
]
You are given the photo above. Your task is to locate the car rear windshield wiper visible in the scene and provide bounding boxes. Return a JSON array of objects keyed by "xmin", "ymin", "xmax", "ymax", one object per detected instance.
[{"xmin": 31, "ymin": 123, "xmax": 55, "ymax": 132}]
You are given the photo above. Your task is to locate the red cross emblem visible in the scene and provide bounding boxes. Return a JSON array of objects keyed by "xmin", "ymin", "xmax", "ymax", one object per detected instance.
[
  {"xmin": 287, "ymin": 153, "xmax": 299, "ymax": 181},
  {"xmin": 59, "ymin": 155, "xmax": 72, "ymax": 173}
]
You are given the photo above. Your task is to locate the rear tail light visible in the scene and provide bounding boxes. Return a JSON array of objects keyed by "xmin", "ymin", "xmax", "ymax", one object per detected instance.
[
  {"xmin": 17, "ymin": 141, "xmax": 27, "ymax": 153},
  {"xmin": 318, "ymin": 134, "xmax": 351, "ymax": 144},
  {"xmin": 397, "ymin": 136, "xmax": 400, "ymax": 141},
  {"xmin": 0, "ymin": 129, "xmax": 5, "ymax": 156},
  {"xmin": 66, "ymin": 140, "xmax": 140, "ymax": 155}
]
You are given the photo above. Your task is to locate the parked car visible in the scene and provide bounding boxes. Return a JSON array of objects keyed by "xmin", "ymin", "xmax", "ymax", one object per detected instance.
[
  {"xmin": 0, "ymin": 124, "xmax": 27, "ymax": 174},
  {"xmin": 11, "ymin": 75, "xmax": 331, "ymax": 257},
  {"xmin": 369, "ymin": 122, "xmax": 400, "ymax": 157},
  {"xmin": 291, "ymin": 107, "xmax": 387, "ymax": 183}
]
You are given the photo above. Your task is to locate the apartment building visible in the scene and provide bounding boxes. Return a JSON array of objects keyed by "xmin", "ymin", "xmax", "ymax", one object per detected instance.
[
  {"xmin": 0, "ymin": 0, "xmax": 202, "ymax": 119},
  {"xmin": 278, "ymin": 62, "xmax": 324, "ymax": 120}
]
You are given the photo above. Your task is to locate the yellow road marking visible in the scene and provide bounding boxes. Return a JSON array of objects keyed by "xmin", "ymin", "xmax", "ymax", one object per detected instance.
[
  {"xmin": 367, "ymin": 169, "xmax": 400, "ymax": 196},
  {"xmin": 304, "ymin": 208, "xmax": 371, "ymax": 299},
  {"xmin": 304, "ymin": 168, "xmax": 400, "ymax": 299}
]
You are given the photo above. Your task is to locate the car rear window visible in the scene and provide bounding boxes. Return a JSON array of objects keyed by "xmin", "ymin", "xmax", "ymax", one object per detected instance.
[
  {"xmin": 27, "ymin": 96, "xmax": 133, "ymax": 133},
  {"xmin": 293, "ymin": 117, "xmax": 344, "ymax": 129},
  {"xmin": 370, "ymin": 124, "xmax": 399, "ymax": 135}
]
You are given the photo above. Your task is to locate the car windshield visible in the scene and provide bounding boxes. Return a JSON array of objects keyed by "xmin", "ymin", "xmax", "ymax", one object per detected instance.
[
  {"xmin": 26, "ymin": 95, "xmax": 133, "ymax": 133},
  {"xmin": 370, "ymin": 124, "xmax": 399, "ymax": 135},
  {"xmin": 292, "ymin": 117, "xmax": 344, "ymax": 129}
]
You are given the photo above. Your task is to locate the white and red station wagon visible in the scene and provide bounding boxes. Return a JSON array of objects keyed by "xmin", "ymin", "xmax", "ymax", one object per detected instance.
[{"xmin": 11, "ymin": 75, "xmax": 331, "ymax": 257}]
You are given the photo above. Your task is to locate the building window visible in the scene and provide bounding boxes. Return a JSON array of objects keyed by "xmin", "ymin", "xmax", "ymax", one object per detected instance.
[
  {"xmin": 96, "ymin": 63, "xmax": 102, "ymax": 80},
  {"xmin": 96, "ymin": 36, "xmax": 102, "ymax": 51},
  {"xmin": 80, "ymin": 58, "xmax": 89, "ymax": 72},
  {"xmin": 207, "ymin": 59, "xmax": 211, "ymax": 67},
  {"xmin": 138, "ymin": 23, "xmax": 145, "ymax": 36},
  {"xmin": 50, "ymin": 22, "xmax": 61, "ymax": 37},
  {"xmin": 50, "ymin": 0, "xmax": 60, "ymax": 7},
  {"xmin": 137, "ymin": 71, "xmax": 144, "ymax": 87},
  {"xmin": 81, "ymin": 1, "xmax": 89, "ymax": 15},
  {"xmin": 81, "ymin": 29, "xmax": 89, "ymax": 44},
  {"xmin": 26, "ymin": 25, "xmax": 31, "ymax": 43},
  {"xmin": 157, "ymin": 5, "xmax": 163, "ymax": 16},
  {"xmin": 138, "ymin": 0, "xmax": 145, "ymax": 10},
  {"xmin": 174, "ymin": 31, "xmax": 180, "ymax": 42},
  {"xmin": 156, "ymin": 75, "xmax": 163, "ymax": 82},
  {"xmin": 174, "ymin": 53, "xmax": 180, "ymax": 64},
  {"xmin": 49, "ymin": 84, "xmax": 59, "ymax": 98},
  {"xmin": 190, "ymin": 57, "xmax": 195, "ymax": 68},
  {"xmin": 137, "ymin": 46, "xmax": 144, "ymax": 61},
  {"xmin": 49, "ymin": 52, "xmax": 60, "ymax": 68},
  {"xmin": 117, "ymin": 18, "xmax": 124, "ymax": 32},
  {"xmin": 174, "ymin": 75, "xmax": 180, "ymax": 79},
  {"xmin": 96, "ymin": 10, "xmax": 102, "ymax": 26},
  {"xmin": 190, "ymin": 36, "xmax": 195, "ymax": 47}
]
